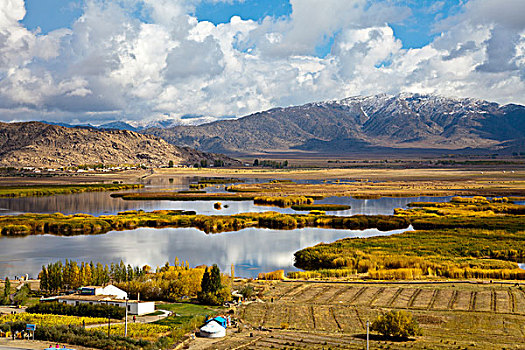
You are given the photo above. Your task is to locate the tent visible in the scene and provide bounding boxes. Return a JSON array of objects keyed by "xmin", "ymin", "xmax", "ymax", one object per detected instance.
[
  {"xmin": 207, "ymin": 316, "xmax": 227, "ymax": 328},
  {"xmin": 199, "ymin": 320, "xmax": 226, "ymax": 338}
]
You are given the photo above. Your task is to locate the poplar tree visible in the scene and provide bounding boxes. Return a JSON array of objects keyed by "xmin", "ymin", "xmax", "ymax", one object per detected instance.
[{"xmin": 2, "ymin": 277, "xmax": 11, "ymax": 305}]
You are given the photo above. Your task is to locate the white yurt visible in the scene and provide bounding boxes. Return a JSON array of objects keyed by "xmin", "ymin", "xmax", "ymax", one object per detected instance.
[{"xmin": 199, "ymin": 320, "xmax": 226, "ymax": 338}]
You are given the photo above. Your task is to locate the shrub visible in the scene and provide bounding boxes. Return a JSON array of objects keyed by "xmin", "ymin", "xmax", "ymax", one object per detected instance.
[
  {"xmin": 371, "ymin": 310, "xmax": 422, "ymax": 339},
  {"xmin": 258, "ymin": 270, "xmax": 285, "ymax": 280}
]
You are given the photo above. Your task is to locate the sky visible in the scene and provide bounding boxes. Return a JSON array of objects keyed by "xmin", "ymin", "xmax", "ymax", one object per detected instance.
[{"xmin": 0, "ymin": 0, "xmax": 524, "ymax": 125}]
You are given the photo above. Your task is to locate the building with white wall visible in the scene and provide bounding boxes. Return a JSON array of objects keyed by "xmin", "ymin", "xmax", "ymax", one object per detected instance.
[
  {"xmin": 78, "ymin": 285, "xmax": 128, "ymax": 299},
  {"xmin": 54, "ymin": 295, "xmax": 155, "ymax": 315},
  {"xmin": 44, "ymin": 285, "xmax": 154, "ymax": 315}
]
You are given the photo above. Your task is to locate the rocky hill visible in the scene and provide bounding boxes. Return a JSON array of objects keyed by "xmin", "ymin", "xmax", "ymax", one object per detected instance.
[
  {"xmin": 145, "ymin": 93, "xmax": 525, "ymax": 155},
  {"xmin": 0, "ymin": 122, "xmax": 238, "ymax": 167}
]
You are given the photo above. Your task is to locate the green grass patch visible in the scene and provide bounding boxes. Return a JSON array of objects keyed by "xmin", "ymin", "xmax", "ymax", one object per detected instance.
[
  {"xmin": 156, "ymin": 302, "xmax": 219, "ymax": 316},
  {"xmin": 144, "ymin": 310, "xmax": 165, "ymax": 316},
  {"xmin": 293, "ymin": 227, "xmax": 525, "ymax": 280}
]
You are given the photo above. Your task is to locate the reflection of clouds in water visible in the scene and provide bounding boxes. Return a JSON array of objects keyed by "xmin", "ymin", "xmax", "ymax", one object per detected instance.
[
  {"xmin": 0, "ymin": 193, "xmax": 453, "ymax": 217},
  {"xmin": 0, "ymin": 226, "xmax": 411, "ymax": 279}
]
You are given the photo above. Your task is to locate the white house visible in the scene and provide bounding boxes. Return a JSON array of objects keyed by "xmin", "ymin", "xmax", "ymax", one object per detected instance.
[
  {"xmin": 54, "ymin": 295, "xmax": 155, "ymax": 315},
  {"xmin": 78, "ymin": 285, "xmax": 128, "ymax": 299},
  {"xmin": 44, "ymin": 285, "xmax": 154, "ymax": 315}
]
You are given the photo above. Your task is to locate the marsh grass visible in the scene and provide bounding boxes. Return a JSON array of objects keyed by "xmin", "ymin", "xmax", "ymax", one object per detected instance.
[
  {"xmin": 291, "ymin": 204, "xmax": 351, "ymax": 211},
  {"xmin": 291, "ymin": 197, "xmax": 525, "ymax": 280},
  {"xmin": 0, "ymin": 211, "xmax": 410, "ymax": 236}
]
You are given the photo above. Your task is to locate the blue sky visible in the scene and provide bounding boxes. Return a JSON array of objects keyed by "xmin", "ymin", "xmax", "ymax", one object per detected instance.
[
  {"xmin": 2, "ymin": 0, "xmax": 524, "ymax": 123},
  {"xmin": 23, "ymin": 0, "xmax": 463, "ymax": 52}
]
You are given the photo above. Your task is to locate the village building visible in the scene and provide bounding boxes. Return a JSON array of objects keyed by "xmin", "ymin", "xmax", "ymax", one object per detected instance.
[
  {"xmin": 78, "ymin": 285, "xmax": 128, "ymax": 299},
  {"xmin": 42, "ymin": 284, "xmax": 154, "ymax": 315}
]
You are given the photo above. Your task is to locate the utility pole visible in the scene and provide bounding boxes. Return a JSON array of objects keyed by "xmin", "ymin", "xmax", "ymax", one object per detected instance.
[
  {"xmin": 107, "ymin": 300, "xmax": 111, "ymax": 337},
  {"xmin": 125, "ymin": 297, "xmax": 128, "ymax": 337},
  {"xmin": 366, "ymin": 320, "xmax": 369, "ymax": 350},
  {"xmin": 231, "ymin": 263, "xmax": 235, "ymax": 289}
]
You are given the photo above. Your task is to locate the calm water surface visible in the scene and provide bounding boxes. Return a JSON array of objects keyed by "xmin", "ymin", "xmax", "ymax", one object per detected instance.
[
  {"xmin": 0, "ymin": 226, "xmax": 411, "ymax": 279},
  {"xmin": 0, "ymin": 176, "xmax": 445, "ymax": 278},
  {"xmin": 0, "ymin": 177, "xmax": 453, "ymax": 217}
]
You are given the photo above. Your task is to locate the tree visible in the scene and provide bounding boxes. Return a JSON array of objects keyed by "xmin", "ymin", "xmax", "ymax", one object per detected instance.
[
  {"xmin": 14, "ymin": 284, "xmax": 30, "ymax": 306},
  {"xmin": 2, "ymin": 277, "xmax": 11, "ymax": 305},
  {"xmin": 253, "ymin": 159, "xmax": 259, "ymax": 166},
  {"xmin": 142, "ymin": 265, "xmax": 151, "ymax": 274},
  {"xmin": 40, "ymin": 266, "xmax": 49, "ymax": 292},
  {"xmin": 209, "ymin": 265, "xmax": 221, "ymax": 293},
  {"xmin": 168, "ymin": 160, "xmax": 174, "ymax": 168},
  {"xmin": 198, "ymin": 264, "xmax": 230, "ymax": 305},
  {"xmin": 200, "ymin": 268, "xmax": 211, "ymax": 294},
  {"xmin": 371, "ymin": 310, "xmax": 422, "ymax": 338}
]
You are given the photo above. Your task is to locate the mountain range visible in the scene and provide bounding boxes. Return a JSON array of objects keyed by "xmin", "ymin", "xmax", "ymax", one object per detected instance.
[
  {"xmin": 0, "ymin": 122, "xmax": 237, "ymax": 168},
  {"xmin": 41, "ymin": 115, "xmax": 221, "ymax": 132},
  {"xmin": 143, "ymin": 93, "xmax": 525, "ymax": 155}
]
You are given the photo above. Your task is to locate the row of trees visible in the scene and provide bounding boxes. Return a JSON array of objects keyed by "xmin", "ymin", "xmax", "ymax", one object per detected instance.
[
  {"xmin": 39, "ymin": 260, "xmax": 147, "ymax": 292},
  {"xmin": 253, "ymin": 159, "xmax": 288, "ymax": 168},
  {"xmin": 116, "ymin": 260, "xmax": 231, "ymax": 304},
  {"xmin": 197, "ymin": 265, "xmax": 230, "ymax": 305},
  {"xmin": 38, "ymin": 258, "xmax": 232, "ymax": 305}
]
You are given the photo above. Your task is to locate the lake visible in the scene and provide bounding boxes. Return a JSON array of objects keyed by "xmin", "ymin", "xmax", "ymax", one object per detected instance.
[
  {"xmin": 0, "ymin": 180, "xmax": 453, "ymax": 217},
  {"xmin": 0, "ymin": 176, "xmax": 447, "ymax": 278},
  {"xmin": 0, "ymin": 226, "xmax": 411, "ymax": 279}
]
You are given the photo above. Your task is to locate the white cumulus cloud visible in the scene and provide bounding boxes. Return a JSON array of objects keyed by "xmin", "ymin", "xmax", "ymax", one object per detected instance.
[{"xmin": 0, "ymin": 0, "xmax": 523, "ymax": 124}]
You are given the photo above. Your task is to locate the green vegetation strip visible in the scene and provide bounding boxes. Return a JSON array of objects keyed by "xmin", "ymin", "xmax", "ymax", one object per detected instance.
[
  {"xmin": 291, "ymin": 204, "xmax": 351, "ymax": 211},
  {"xmin": 155, "ymin": 303, "xmax": 219, "ymax": 330},
  {"xmin": 291, "ymin": 197, "xmax": 525, "ymax": 280},
  {"xmin": 0, "ymin": 183, "xmax": 143, "ymax": 198},
  {"xmin": 292, "ymin": 228, "xmax": 525, "ymax": 280},
  {"xmin": 0, "ymin": 210, "xmax": 410, "ymax": 236}
]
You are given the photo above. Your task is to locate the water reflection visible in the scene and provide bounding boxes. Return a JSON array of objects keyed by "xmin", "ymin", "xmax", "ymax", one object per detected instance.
[
  {"xmin": 0, "ymin": 192, "xmax": 453, "ymax": 217},
  {"xmin": 0, "ymin": 226, "xmax": 411, "ymax": 279}
]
